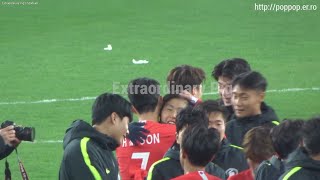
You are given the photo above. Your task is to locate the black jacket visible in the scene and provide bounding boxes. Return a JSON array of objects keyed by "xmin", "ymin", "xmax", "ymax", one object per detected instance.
[
  {"xmin": 147, "ymin": 143, "xmax": 226, "ymax": 180},
  {"xmin": 0, "ymin": 136, "xmax": 15, "ymax": 160},
  {"xmin": 224, "ymin": 105, "xmax": 234, "ymax": 122},
  {"xmin": 279, "ymin": 148, "xmax": 320, "ymax": 180},
  {"xmin": 225, "ymin": 102, "xmax": 279, "ymax": 146},
  {"xmin": 212, "ymin": 138, "xmax": 248, "ymax": 177},
  {"xmin": 59, "ymin": 120, "xmax": 120, "ymax": 180},
  {"xmin": 255, "ymin": 156, "xmax": 284, "ymax": 180}
]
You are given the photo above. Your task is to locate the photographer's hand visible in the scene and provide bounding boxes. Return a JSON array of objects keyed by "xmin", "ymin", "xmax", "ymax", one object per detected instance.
[{"xmin": 0, "ymin": 126, "xmax": 21, "ymax": 147}]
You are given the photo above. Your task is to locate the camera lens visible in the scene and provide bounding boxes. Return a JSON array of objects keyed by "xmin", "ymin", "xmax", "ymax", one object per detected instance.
[{"xmin": 15, "ymin": 127, "xmax": 35, "ymax": 142}]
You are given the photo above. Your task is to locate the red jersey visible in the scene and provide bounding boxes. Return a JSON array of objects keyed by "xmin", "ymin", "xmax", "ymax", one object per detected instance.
[
  {"xmin": 172, "ymin": 171, "xmax": 221, "ymax": 180},
  {"xmin": 116, "ymin": 120, "xmax": 176, "ymax": 180},
  {"xmin": 227, "ymin": 169, "xmax": 254, "ymax": 180}
]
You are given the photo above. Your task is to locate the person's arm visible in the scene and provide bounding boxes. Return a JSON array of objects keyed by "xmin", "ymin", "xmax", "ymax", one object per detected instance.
[
  {"xmin": 0, "ymin": 126, "xmax": 20, "ymax": 160},
  {"xmin": 179, "ymin": 90, "xmax": 202, "ymax": 105},
  {"xmin": 0, "ymin": 144, "xmax": 15, "ymax": 160},
  {"xmin": 0, "ymin": 136, "xmax": 5, "ymax": 152}
]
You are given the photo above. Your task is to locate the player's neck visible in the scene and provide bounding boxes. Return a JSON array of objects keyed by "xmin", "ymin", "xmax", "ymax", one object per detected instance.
[
  {"xmin": 184, "ymin": 163, "xmax": 205, "ymax": 174},
  {"xmin": 138, "ymin": 112, "xmax": 159, "ymax": 122}
]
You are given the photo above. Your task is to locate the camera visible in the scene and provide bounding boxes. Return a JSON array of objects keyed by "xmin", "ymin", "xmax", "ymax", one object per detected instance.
[{"xmin": 1, "ymin": 120, "xmax": 35, "ymax": 142}]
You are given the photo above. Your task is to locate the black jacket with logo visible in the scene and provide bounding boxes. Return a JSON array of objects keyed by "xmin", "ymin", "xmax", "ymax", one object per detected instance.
[
  {"xmin": 279, "ymin": 147, "xmax": 320, "ymax": 180},
  {"xmin": 147, "ymin": 143, "xmax": 226, "ymax": 180},
  {"xmin": 225, "ymin": 102, "xmax": 279, "ymax": 146},
  {"xmin": 59, "ymin": 120, "xmax": 120, "ymax": 180},
  {"xmin": 212, "ymin": 138, "xmax": 249, "ymax": 177}
]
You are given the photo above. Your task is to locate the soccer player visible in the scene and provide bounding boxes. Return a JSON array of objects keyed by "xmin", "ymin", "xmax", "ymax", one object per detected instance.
[
  {"xmin": 211, "ymin": 58, "xmax": 251, "ymax": 121},
  {"xmin": 172, "ymin": 124, "xmax": 222, "ymax": 180},
  {"xmin": 279, "ymin": 117, "xmax": 320, "ymax": 180},
  {"xmin": 228, "ymin": 126, "xmax": 275, "ymax": 180},
  {"xmin": 116, "ymin": 78, "xmax": 176, "ymax": 180},
  {"xmin": 225, "ymin": 71, "xmax": 279, "ymax": 146},
  {"xmin": 255, "ymin": 119, "xmax": 304, "ymax": 180},
  {"xmin": 166, "ymin": 65, "xmax": 205, "ymax": 104},
  {"xmin": 147, "ymin": 107, "xmax": 226, "ymax": 180},
  {"xmin": 195, "ymin": 100, "xmax": 248, "ymax": 177},
  {"xmin": 59, "ymin": 93, "xmax": 132, "ymax": 180},
  {"xmin": 159, "ymin": 94, "xmax": 190, "ymax": 124}
]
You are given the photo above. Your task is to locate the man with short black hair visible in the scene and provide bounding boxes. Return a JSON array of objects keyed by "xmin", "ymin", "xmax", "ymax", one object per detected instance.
[
  {"xmin": 147, "ymin": 107, "xmax": 225, "ymax": 180},
  {"xmin": 172, "ymin": 125, "xmax": 222, "ymax": 180},
  {"xmin": 225, "ymin": 71, "xmax": 279, "ymax": 147},
  {"xmin": 196, "ymin": 100, "xmax": 248, "ymax": 177},
  {"xmin": 59, "ymin": 93, "xmax": 133, "ymax": 180},
  {"xmin": 212, "ymin": 58, "xmax": 251, "ymax": 121},
  {"xmin": 116, "ymin": 77, "xmax": 177, "ymax": 180},
  {"xmin": 280, "ymin": 117, "xmax": 320, "ymax": 180}
]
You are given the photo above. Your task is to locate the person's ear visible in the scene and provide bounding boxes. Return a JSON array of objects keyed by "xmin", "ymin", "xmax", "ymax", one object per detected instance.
[
  {"xmin": 259, "ymin": 91, "xmax": 265, "ymax": 102},
  {"xmin": 192, "ymin": 87, "xmax": 197, "ymax": 96},
  {"xmin": 181, "ymin": 149, "xmax": 187, "ymax": 159},
  {"xmin": 209, "ymin": 155, "xmax": 215, "ymax": 162},
  {"xmin": 111, "ymin": 112, "xmax": 117, "ymax": 124},
  {"xmin": 158, "ymin": 96, "xmax": 163, "ymax": 106},
  {"xmin": 131, "ymin": 106, "xmax": 138, "ymax": 114}
]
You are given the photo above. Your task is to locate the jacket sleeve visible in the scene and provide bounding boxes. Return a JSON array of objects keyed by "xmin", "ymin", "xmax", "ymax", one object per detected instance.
[
  {"xmin": 59, "ymin": 140, "xmax": 106, "ymax": 180},
  {"xmin": 146, "ymin": 164, "xmax": 164, "ymax": 180},
  {"xmin": 0, "ymin": 137, "xmax": 15, "ymax": 160}
]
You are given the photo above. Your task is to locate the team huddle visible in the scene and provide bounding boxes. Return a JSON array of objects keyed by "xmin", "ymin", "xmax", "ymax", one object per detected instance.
[{"xmin": 59, "ymin": 58, "xmax": 320, "ymax": 180}]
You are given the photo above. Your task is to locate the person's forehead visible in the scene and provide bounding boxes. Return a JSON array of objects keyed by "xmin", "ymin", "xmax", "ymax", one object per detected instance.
[
  {"xmin": 209, "ymin": 112, "xmax": 224, "ymax": 121},
  {"xmin": 218, "ymin": 76, "xmax": 232, "ymax": 84},
  {"xmin": 165, "ymin": 98, "xmax": 188, "ymax": 107},
  {"xmin": 232, "ymin": 85, "xmax": 254, "ymax": 94}
]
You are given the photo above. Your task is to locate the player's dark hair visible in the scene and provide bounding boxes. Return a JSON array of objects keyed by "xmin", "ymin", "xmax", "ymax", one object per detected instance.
[
  {"xmin": 232, "ymin": 71, "xmax": 267, "ymax": 92},
  {"xmin": 195, "ymin": 100, "xmax": 229, "ymax": 122},
  {"xmin": 302, "ymin": 116, "xmax": 320, "ymax": 155},
  {"xmin": 212, "ymin": 58, "xmax": 251, "ymax": 81},
  {"xmin": 92, "ymin": 93, "xmax": 132, "ymax": 125},
  {"xmin": 127, "ymin": 77, "xmax": 160, "ymax": 114},
  {"xmin": 181, "ymin": 125, "xmax": 220, "ymax": 167},
  {"xmin": 176, "ymin": 107, "xmax": 208, "ymax": 133},
  {"xmin": 270, "ymin": 119, "xmax": 304, "ymax": 159},
  {"xmin": 167, "ymin": 65, "xmax": 205, "ymax": 94}
]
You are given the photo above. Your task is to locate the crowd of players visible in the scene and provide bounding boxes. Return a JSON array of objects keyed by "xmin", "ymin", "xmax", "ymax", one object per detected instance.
[{"xmin": 58, "ymin": 58, "xmax": 320, "ymax": 180}]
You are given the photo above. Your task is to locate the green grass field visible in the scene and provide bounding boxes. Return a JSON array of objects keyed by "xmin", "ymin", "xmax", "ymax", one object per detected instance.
[{"xmin": 0, "ymin": 0, "xmax": 319, "ymax": 179}]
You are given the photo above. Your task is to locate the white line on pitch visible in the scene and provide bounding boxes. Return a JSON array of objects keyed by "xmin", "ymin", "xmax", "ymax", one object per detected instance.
[{"xmin": 0, "ymin": 87, "xmax": 319, "ymax": 105}]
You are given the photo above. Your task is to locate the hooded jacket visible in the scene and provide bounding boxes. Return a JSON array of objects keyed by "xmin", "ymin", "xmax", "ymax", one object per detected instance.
[
  {"xmin": 212, "ymin": 138, "xmax": 248, "ymax": 177},
  {"xmin": 147, "ymin": 143, "xmax": 226, "ymax": 180},
  {"xmin": 279, "ymin": 147, "xmax": 320, "ymax": 180},
  {"xmin": 225, "ymin": 102, "xmax": 279, "ymax": 146},
  {"xmin": 59, "ymin": 120, "xmax": 120, "ymax": 180}
]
